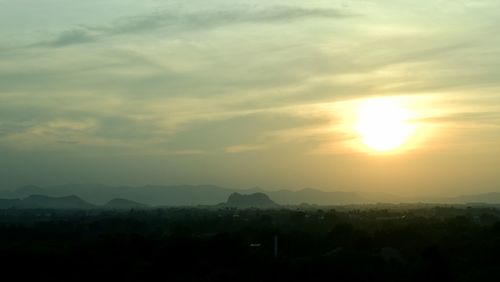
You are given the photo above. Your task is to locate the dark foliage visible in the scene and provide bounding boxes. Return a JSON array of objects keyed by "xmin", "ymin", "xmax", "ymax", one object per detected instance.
[{"xmin": 0, "ymin": 206, "xmax": 500, "ymax": 281}]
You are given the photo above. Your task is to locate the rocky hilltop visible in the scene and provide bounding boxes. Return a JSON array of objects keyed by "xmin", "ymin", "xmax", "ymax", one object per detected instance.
[{"xmin": 225, "ymin": 192, "xmax": 280, "ymax": 209}]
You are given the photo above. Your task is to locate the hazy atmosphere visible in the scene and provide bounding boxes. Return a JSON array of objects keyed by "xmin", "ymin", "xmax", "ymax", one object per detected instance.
[{"xmin": 1, "ymin": 0, "xmax": 500, "ymax": 198}]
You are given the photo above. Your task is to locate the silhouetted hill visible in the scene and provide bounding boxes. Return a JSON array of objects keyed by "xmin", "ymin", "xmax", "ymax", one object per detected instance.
[
  {"xmin": 7, "ymin": 184, "xmax": 500, "ymax": 206},
  {"xmin": 224, "ymin": 192, "xmax": 280, "ymax": 209},
  {"xmin": 104, "ymin": 198, "xmax": 149, "ymax": 210},
  {"xmin": 0, "ymin": 184, "xmax": 234, "ymax": 206},
  {"xmin": 0, "ymin": 195, "xmax": 152, "ymax": 210},
  {"xmin": 0, "ymin": 184, "xmax": 395, "ymax": 206},
  {"xmin": 15, "ymin": 195, "xmax": 96, "ymax": 209}
]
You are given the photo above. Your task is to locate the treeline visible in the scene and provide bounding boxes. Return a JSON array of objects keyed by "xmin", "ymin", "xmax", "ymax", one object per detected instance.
[{"xmin": 1, "ymin": 207, "xmax": 500, "ymax": 281}]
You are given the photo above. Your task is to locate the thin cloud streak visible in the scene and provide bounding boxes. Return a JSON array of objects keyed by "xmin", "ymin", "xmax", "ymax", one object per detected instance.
[{"xmin": 35, "ymin": 6, "xmax": 350, "ymax": 47}]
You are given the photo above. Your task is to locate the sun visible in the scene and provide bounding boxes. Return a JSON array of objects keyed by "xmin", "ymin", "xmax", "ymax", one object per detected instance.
[{"xmin": 355, "ymin": 98, "xmax": 416, "ymax": 152}]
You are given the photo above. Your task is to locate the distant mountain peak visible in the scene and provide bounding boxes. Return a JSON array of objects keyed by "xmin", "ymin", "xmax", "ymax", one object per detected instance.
[
  {"xmin": 19, "ymin": 194, "xmax": 95, "ymax": 209},
  {"xmin": 225, "ymin": 192, "xmax": 279, "ymax": 209}
]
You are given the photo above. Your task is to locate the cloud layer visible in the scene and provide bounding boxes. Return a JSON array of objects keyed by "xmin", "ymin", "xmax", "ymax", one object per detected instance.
[{"xmin": 1, "ymin": 1, "xmax": 500, "ymax": 194}]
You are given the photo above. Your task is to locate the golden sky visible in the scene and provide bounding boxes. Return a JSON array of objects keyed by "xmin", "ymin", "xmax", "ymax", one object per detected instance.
[{"xmin": 1, "ymin": 1, "xmax": 500, "ymax": 197}]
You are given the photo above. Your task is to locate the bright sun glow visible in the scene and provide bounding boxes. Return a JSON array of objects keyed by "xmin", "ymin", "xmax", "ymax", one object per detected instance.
[{"xmin": 355, "ymin": 98, "xmax": 417, "ymax": 152}]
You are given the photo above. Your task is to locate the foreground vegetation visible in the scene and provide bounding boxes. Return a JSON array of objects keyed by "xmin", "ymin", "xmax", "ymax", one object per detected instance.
[{"xmin": 1, "ymin": 205, "xmax": 500, "ymax": 281}]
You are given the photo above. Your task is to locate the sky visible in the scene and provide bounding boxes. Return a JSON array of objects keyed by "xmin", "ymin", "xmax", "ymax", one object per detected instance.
[{"xmin": 1, "ymin": 0, "xmax": 500, "ymax": 197}]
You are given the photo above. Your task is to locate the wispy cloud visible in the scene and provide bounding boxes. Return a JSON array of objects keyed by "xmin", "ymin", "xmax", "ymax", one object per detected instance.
[
  {"xmin": 45, "ymin": 29, "xmax": 96, "ymax": 47},
  {"xmin": 37, "ymin": 6, "xmax": 349, "ymax": 47}
]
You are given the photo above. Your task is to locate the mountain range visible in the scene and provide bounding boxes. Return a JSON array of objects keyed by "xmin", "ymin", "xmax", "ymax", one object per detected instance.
[
  {"xmin": 0, "ymin": 194, "xmax": 150, "ymax": 210},
  {"xmin": 1, "ymin": 184, "xmax": 500, "ymax": 207},
  {"xmin": 0, "ymin": 184, "xmax": 371, "ymax": 206}
]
